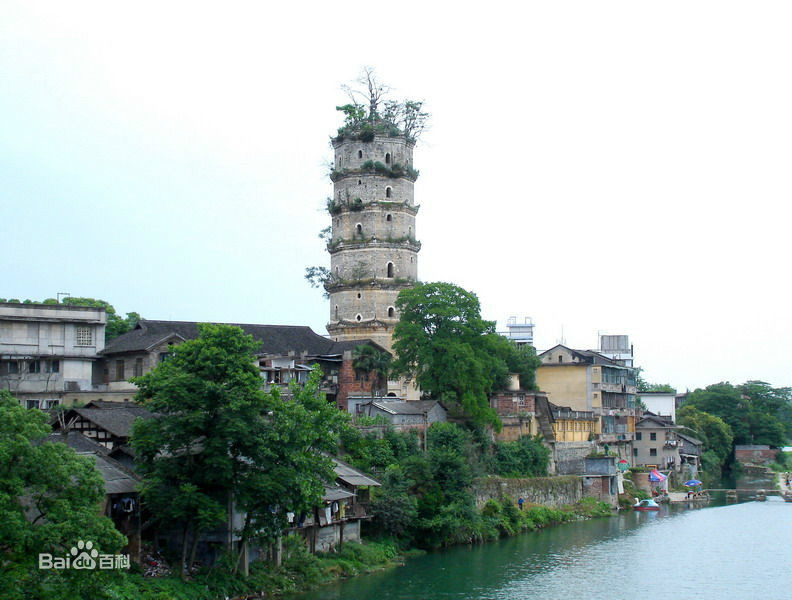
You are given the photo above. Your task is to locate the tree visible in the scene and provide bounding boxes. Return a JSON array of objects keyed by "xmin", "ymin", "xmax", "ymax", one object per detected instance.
[
  {"xmin": 635, "ymin": 369, "xmax": 676, "ymax": 393},
  {"xmin": 131, "ymin": 324, "xmax": 347, "ymax": 577},
  {"xmin": 0, "ymin": 391, "xmax": 125, "ymax": 599},
  {"xmin": 677, "ymin": 405, "xmax": 734, "ymax": 466},
  {"xmin": 334, "ymin": 68, "xmax": 430, "ymax": 143},
  {"xmin": 687, "ymin": 381, "xmax": 787, "ymax": 447},
  {"xmin": 392, "ymin": 282, "xmax": 537, "ymax": 428},
  {"xmin": 352, "ymin": 344, "xmax": 391, "ymax": 414}
]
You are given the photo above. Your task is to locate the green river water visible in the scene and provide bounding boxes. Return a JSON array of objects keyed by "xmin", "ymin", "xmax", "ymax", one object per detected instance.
[{"xmin": 293, "ymin": 498, "xmax": 791, "ymax": 600}]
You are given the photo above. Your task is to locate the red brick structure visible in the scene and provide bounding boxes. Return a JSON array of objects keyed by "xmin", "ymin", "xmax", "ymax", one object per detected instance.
[{"xmin": 734, "ymin": 445, "xmax": 777, "ymax": 465}]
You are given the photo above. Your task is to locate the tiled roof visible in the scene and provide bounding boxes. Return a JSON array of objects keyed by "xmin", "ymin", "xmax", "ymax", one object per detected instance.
[
  {"xmin": 371, "ymin": 400, "xmax": 441, "ymax": 416},
  {"xmin": 332, "ymin": 457, "xmax": 381, "ymax": 487},
  {"xmin": 45, "ymin": 431, "xmax": 109, "ymax": 454},
  {"xmin": 45, "ymin": 431, "xmax": 140, "ymax": 494},
  {"xmin": 69, "ymin": 405, "xmax": 154, "ymax": 438},
  {"xmin": 103, "ymin": 319, "xmax": 388, "ymax": 357}
]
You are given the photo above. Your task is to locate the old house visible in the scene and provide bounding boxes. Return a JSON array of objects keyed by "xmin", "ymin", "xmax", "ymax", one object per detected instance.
[
  {"xmin": 50, "ymin": 400, "xmax": 154, "ymax": 450},
  {"xmin": 676, "ymin": 431, "xmax": 703, "ymax": 476},
  {"xmin": 97, "ymin": 319, "xmax": 388, "ymax": 411},
  {"xmin": 357, "ymin": 400, "xmax": 447, "ymax": 444},
  {"xmin": 633, "ymin": 414, "xmax": 681, "ymax": 470},
  {"xmin": 46, "ymin": 430, "xmax": 142, "ymax": 561},
  {"xmin": 292, "ymin": 458, "xmax": 381, "ymax": 553},
  {"xmin": 488, "ymin": 374, "xmax": 554, "ymax": 442},
  {"xmin": 536, "ymin": 345, "xmax": 638, "ymax": 457},
  {"xmin": 0, "ymin": 302, "xmax": 106, "ymax": 408}
]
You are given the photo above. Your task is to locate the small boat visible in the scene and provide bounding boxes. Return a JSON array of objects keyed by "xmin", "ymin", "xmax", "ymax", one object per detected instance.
[{"xmin": 633, "ymin": 498, "xmax": 661, "ymax": 511}]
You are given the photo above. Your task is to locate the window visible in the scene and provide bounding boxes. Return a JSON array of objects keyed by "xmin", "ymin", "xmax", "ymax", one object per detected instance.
[
  {"xmin": 388, "ymin": 307, "xmax": 395, "ymax": 318},
  {"xmin": 650, "ymin": 448, "xmax": 657, "ymax": 457},
  {"xmin": 75, "ymin": 326, "xmax": 93, "ymax": 346},
  {"xmin": 45, "ymin": 360, "xmax": 59, "ymax": 373},
  {"xmin": 558, "ymin": 355, "xmax": 563, "ymax": 363},
  {"xmin": 358, "ymin": 179, "xmax": 362, "ymax": 185},
  {"xmin": 28, "ymin": 360, "xmax": 41, "ymax": 374},
  {"xmin": 358, "ymin": 150, "xmax": 363, "ymax": 158},
  {"xmin": 134, "ymin": 358, "xmax": 143, "ymax": 377},
  {"xmin": 635, "ymin": 432, "xmax": 642, "ymax": 441},
  {"xmin": 386, "ymin": 262, "xmax": 394, "ymax": 278},
  {"xmin": 116, "ymin": 360, "xmax": 125, "ymax": 381},
  {"xmin": 355, "ymin": 223, "xmax": 362, "ymax": 235},
  {"xmin": 385, "ymin": 186, "xmax": 392, "ymax": 198},
  {"xmin": 158, "ymin": 352, "xmax": 171, "ymax": 363},
  {"xmin": 334, "ymin": 305, "xmax": 339, "ymax": 319},
  {"xmin": 357, "ymin": 293, "xmax": 362, "ymax": 299},
  {"xmin": 8, "ymin": 361, "xmax": 19, "ymax": 374},
  {"xmin": 385, "ymin": 152, "xmax": 391, "ymax": 164},
  {"xmin": 650, "ymin": 432, "xmax": 657, "ymax": 441},
  {"xmin": 355, "ymin": 314, "xmax": 362, "ymax": 322},
  {"xmin": 386, "ymin": 214, "xmax": 392, "ymax": 222}
]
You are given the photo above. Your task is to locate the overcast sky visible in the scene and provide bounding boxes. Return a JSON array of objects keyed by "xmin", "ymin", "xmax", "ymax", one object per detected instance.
[{"xmin": 2, "ymin": 2, "xmax": 790, "ymax": 391}]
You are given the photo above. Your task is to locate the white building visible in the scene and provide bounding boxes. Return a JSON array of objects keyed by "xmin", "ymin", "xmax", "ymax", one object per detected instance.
[
  {"xmin": 595, "ymin": 334, "xmax": 634, "ymax": 367},
  {"xmin": 502, "ymin": 316, "xmax": 535, "ymax": 348},
  {"xmin": 0, "ymin": 302, "xmax": 106, "ymax": 408},
  {"xmin": 637, "ymin": 391, "xmax": 677, "ymax": 423}
]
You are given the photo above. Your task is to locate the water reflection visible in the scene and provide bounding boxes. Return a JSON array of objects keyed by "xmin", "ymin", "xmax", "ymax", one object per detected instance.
[{"xmin": 292, "ymin": 500, "xmax": 791, "ymax": 600}]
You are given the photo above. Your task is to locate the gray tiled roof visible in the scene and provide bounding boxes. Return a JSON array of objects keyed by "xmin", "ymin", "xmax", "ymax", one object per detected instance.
[
  {"xmin": 70, "ymin": 406, "xmax": 154, "ymax": 438},
  {"xmin": 45, "ymin": 431, "xmax": 109, "ymax": 454},
  {"xmin": 45, "ymin": 431, "xmax": 140, "ymax": 494},
  {"xmin": 103, "ymin": 319, "xmax": 388, "ymax": 357},
  {"xmin": 371, "ymin": 400, "xmax": 440, "ymax": 416},
  {"xmin": 332, "ymin": 457, "xmax": 381, "ymax": 487}
]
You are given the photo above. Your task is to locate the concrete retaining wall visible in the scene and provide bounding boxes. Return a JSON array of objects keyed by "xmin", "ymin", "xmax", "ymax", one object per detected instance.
[{"xmin": 473, "ymin": 476, "xmax": 583, "ymax": 508}]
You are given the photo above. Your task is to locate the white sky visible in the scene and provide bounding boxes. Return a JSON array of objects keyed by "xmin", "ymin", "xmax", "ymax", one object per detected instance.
[{"xmin": 1, "ymin": 1, "xmax": 790, "ymax": 391}]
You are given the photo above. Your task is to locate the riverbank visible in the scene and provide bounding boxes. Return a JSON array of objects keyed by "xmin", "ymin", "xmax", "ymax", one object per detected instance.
[
  {"xmin": 88, "ymin": 497, "xmax": 615, "ymax": 600},
  {"xmin": 292, "ymin": 497, "xmax": 792, "ymax": 600}
]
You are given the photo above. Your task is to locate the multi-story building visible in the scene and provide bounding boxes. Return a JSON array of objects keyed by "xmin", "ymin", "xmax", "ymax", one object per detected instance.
[
  {"xmin": 501, "ymin": 316, "xmax": 535, "ymax": 348},
  {"xmin": 324, "ymin": 123, "xmax": 420, "ymax": 399},
  {"xmin": 536, "ymin": 344, "xmax": 638, "ymax": 457},
  {"xmin": 633, "ymin": 414, "xmax": 683, "ymax": 470},
  {"xmin": 0, "ymin": 302, "xmax": 106, "ymax": 408}
]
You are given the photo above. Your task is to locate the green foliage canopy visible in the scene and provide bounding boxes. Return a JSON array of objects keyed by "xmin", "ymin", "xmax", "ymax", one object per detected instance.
[
  {"xmin": 0, "ymin": 391, "xmax": 125, "ymax": 599},
  {"xmin": 391, "ymin": 282, "xmax": 540, "ymax": 428},
  {"xmin": 132, "ymin": 324, "xmax": 348, "ymax": 576}
]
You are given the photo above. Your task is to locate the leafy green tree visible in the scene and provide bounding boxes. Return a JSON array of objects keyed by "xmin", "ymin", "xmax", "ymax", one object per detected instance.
[
  {"xmin": 484, "ymin": 334, "xmax": 542, "ymax": 390},
  {"xmin": 635, "ymin": 369, "xmax": 676, "ymax": 393},
  {"xmin": 0, "ymin": 391, "xmax": 125, "ymax": 599},
  {"xmin": 677, "ymin": 405, "xmax": 734, "ymax": 466},
  {"xmin": 368, "ymin": 465, "xmax": 418, "ymax": 539},
  {"xmin": 392, "ymin": 282, "xmax": 526, "ymax": 428},
  {"xmin": 490, "ymin": 436, "xmax": 550, "ymax": 477},
  {"xmin": 352, "ymin": 344, "xmax": 392, "ymax": 410},
  {"xmin": 132, "ymin": 324, "xmax": 347, "ymax": 577},
  {"xmin": 687, "ymin": 381, "xmax": 787, "ymax": 447}
]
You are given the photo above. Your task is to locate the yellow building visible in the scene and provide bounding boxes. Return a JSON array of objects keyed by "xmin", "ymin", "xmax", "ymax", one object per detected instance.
[
  {"xmin": 537, "ymin": 345, "xmax": 638, "ymax": 449},
  {"xmin": 550, "ymin": 406, "xmax": 599, "ymax": 442}
]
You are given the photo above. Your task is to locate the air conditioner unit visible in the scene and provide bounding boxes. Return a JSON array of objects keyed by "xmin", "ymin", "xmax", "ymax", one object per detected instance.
[{"xmin": 64, "ymin": 381, "xmax": 80, "ymax": 392}]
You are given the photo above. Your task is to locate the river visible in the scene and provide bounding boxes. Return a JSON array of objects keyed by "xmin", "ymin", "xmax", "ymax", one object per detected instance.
[{"xmin": 293, "ymin": 498, "xmax": 791, "ymax": 600}]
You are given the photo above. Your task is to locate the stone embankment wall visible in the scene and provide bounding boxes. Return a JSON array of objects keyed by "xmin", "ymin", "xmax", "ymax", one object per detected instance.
[
  {"xmin": 472, "ymin": 476, "xmax": 583, "ymax": 508},
  {"xmin": 553, "ymin": 442, "xmax": 596, "ymax": 475}
]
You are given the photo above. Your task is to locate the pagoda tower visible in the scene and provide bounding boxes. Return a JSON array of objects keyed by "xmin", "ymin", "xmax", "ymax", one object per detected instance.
[{"xmin": 325, "ymin": 129, "xmax": 420, "ymax": 359}]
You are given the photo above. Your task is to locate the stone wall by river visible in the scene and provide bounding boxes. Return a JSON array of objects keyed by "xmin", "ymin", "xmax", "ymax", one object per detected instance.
[{"xmin": 472, "ymin": 476, "xmax": 583, "ymax": 508}]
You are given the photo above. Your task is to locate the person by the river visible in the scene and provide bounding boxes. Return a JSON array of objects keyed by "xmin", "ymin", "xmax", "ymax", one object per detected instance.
[{"xmin": 518, "ymin": 497, "xmax": 525, "ymax": 510}]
